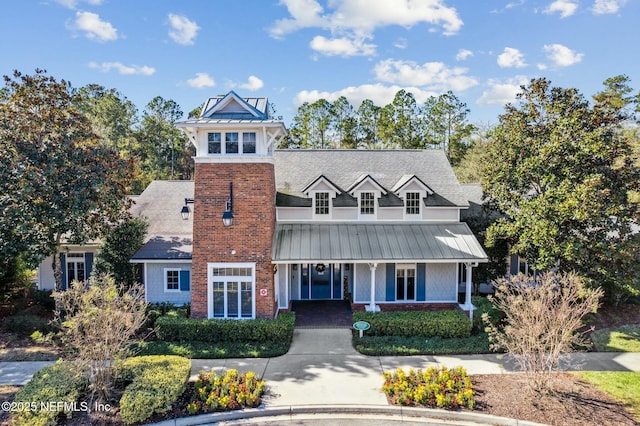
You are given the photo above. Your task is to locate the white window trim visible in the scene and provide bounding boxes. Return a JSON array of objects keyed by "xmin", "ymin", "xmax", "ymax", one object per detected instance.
[
  {"xmin": 164, "ymin": 268, "xmax": 181, "ymax": 293},
  {"xmin": 207, "ymin": 262, "xmax": 256, "ymax": 319},
  {"xmin": 207, "ymin": 131, "xmax": 258, "ymax": 156},
  {"xmin": 358, "ymin": 191, "xmax": 377, "ymax": 219},
  {"xmin": 396, "ymin": 263, "xmax": 417, "ymax": 302},
  {"xmin": 312, "ymin": 191, "xmax": 332, "ymax": 220},
  {"xmin": 402, "ymin": 190, "xmax": 423, "ymax": 219}
]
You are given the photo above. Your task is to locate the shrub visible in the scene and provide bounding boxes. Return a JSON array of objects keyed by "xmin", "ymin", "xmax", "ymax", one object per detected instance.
[
  {"xmin": 143, "ymin": 302, "xmax": 190, "ymax": 330},
  {"xmin": 187, "ymin": 369, "xmax": 265, "ymax": 414},
  {"xmin": 31, "ymin": 289, "xmax": 55, "ymax": 310},
  {"xmin": 382, "ymin": 366, "xmax": 474, "ymax": 409},
  {"xmin": 354, "ymin": 334, "xmax": 490, "ymax": 356},
  {"xmin": 155, "ymin": 311, "xmax": 295, "ymax": 344},
  {"xmin": 12, "ymin": 362, "xmax": 87, "ymax": 426},
  {"xmin": 117, "ymin": 355, "xmax": 191, "ymax": 425},
  {"xmin": 471, "ymin": 295, "xmax": 504, "ymax": 333},
  {"xmin": 2, "ymin": 314, "xmax": 50, "ymax": 335},
  {"xmin": 353, "ymin": 310, "xmax": 471, "ymax": 338}
]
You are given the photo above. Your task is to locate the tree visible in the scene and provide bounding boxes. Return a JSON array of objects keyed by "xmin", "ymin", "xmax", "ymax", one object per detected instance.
[
  {"xmin": 54, "ymin": 274, "xmax": 147, "ymax": 401},
  {"xmin": 356, "ymin": 99, "xmax": 382, "ymax": 148},
  {"xmin": 485, "ymin": 271, "xmax": 602, "ymax": 393},
  {"xmin": 0, "ymin": 70, "xmax": 134, "ymax": 291},
  {"xmin": 422, "ymin": 91, "xmax": 476, "ymax": 165},
  {"xmin": 378, "ymin": 90, "xmax": 421, "ymax": 149},
  {"xmin": 453, "ymin": 125, "xmax": 493, "ymax": 184},
  {"xmin": 93, "ymin": 216, "xmax": 148, "ymax": 291},
  {"xmin": 483, "ymin": 77, "xmax": 640, "ymax": 302},
  {"xmin": 137, "ymin": 96, "xmax": 190, "ymax": 180},
  {"xmin": 331, "ymin": 96, "xmax": 358, "ymax": 148}
]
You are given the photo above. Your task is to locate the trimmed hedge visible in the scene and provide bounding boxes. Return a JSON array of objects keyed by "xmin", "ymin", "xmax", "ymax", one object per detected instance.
[
  {"xmin": 117, "ymin": 355, "xmax": 191, "ymax": 425},
  {"xmin": 353, "ymin": 310, "xmax": 471, "ymax": 338},
  {"xmin": 471, "ymin": 295, "xmax": 504, "ymax": 332},
  {"xmin": 2, "ymin": 314, "xmax": 51, "ymax": 335},
  {"xmin": 155, "ymin": 311, "xmax": 295, "ymax": 343},
  {"xmin": 12, "ymin": 362, "xmax": 87, "ymax": 426}
]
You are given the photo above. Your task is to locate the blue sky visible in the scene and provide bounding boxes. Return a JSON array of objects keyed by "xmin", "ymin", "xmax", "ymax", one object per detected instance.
[{"xmin": 1, "ymin": 0, "xmax": 638, "ymax": 126}]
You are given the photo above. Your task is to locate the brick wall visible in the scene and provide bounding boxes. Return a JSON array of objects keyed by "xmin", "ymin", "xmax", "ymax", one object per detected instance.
[{"xmin": 191, "ymin": 161, "xmax": 277, "ymax": 319}]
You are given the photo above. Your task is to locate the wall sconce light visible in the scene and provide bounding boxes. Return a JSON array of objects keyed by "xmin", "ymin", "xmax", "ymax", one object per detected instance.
[
  {"xmin": 222, "ymin": 182, "xmax": 233, "ymax": 227},
  {"xmin": 181, "ymin": 198, "xmax": 194, "ymax": 220}
]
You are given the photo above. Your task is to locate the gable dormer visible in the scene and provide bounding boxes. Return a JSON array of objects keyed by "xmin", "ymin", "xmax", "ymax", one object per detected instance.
[
  {"xmin": 302, "ymin": 175, "xmax": 341, "ymax": 220},
  {"xmin": 392, "ymin": 175, "xmax": 433, "ymax": 218},
  {"xmin": 175, "ymin": 91, "xmax": 286, "ymax": 161},
  {"xmin": 348, "ymin": 174, "xmax": 387, "ymax": 218}
]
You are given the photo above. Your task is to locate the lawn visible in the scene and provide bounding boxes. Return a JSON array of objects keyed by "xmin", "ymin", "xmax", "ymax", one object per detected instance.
[
  {"xmin": 577, "ymin": 371, "xmax": 640, "ymax": 421},
  {"xmin": 590, "ymin": 324, "xmax": 640, "ymax": 352}
]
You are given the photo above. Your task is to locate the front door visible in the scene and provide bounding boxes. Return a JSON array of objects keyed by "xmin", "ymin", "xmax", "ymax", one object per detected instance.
[{"xmin": 300, "ymin": 264, "xmax": 342, "ymax": 300}]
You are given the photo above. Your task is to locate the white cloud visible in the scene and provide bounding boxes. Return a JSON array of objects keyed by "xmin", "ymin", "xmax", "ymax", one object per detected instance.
[
  {"xmin": 88, "ymin": 62, "xmax": 155, "ymax": 75},
  {"xmin": 56, "ymin": 0, "xmax": 103, "ymax": 9},
  {"xmin": 293, "ymin": 83, "xmax": 439, "ymax": 109},
  {"xmin": 393, "ymin": 38, "xmax": 408, "ymax": 49},
  {"xmin": 269, "ymin": 0, "xmax": 463, "ymax": 57},
  {"xmin": 239, "ymin": 76, "xmax": 264, "ymax": 91},
  {"xmin": 456, "ymin": 49, "xmax": 473, "ymax": 61},
  {"xmin": 544, "ymin": 0, "xmax": 578, "ymax": 17},
  {"xmin": 543, "ymin": 43, "xmax": 584, "ymax": 66},
  {"xmin": 477, "ymin": 76, "xmax": 529, "ymax": 106},
  {"xmin": 310, "ymin": 35, "xmax": 376, "ymax": 56},
  {"xmin": 168, "ymin": 14, "xmax": 199, "ymax": 45},
  {"xmin": 592, "ymin": 0, "xmax": 627, "ymax": 14},
  {"xmin": 497, "ymin": 47, "xmax": 527, "ymax": 68},
  {"xmin": 373, "ymin": 59, "xmax": 478, "ymax": 92},
  {"xmin": 187, "ymin": 73, "xmax": 215, "ymax": 88},
  {"xmin": 71, "ymin": 11, "xmax": 118, "ymax": 42}
]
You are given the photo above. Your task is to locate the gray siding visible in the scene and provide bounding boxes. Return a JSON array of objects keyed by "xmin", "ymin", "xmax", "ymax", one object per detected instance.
[{"xmin": 145, "ymin": 262, "xmax": 192, "ymax": 305}]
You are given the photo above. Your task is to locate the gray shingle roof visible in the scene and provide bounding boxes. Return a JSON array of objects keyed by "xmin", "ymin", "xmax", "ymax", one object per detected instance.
[
  {"xmin": 273, "ymin": 150, "xmax": 468, "ymax": 208},
  {"xmin": 130, "ymin": 180, "xmax": 194, "ymax": 260},
  {"xmin": 272, "ymin": 222, "xmax": 487, "ymax": 263}
]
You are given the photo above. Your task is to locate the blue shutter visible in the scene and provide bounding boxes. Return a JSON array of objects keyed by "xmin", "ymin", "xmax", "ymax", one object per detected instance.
[
  {"xmin": 509, "ymin": 254, "xmax": 519, "ymax": 275},
  {"xmin": 179, "ymin": 270, "xmax": 190, "ymax": 291},
  {"xmin": 60, "ymin": 253, "xmax": 67, "ymax": 290},
  {"xmin": 416, "ymin": 263, "xmax": 426, "ymax": 301},
  {"xmin": 385, "ymin": 263, "xmax": 395, "ymax": 301},
  {"xmin": 85, "ymin": 252, "xmax": 94, "ymax": 280}
]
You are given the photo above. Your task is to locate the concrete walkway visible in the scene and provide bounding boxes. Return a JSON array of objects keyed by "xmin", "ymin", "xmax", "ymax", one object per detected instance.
[{"xmin": 2, "ymin": 329, "xmax": 639, "ymax": 425}]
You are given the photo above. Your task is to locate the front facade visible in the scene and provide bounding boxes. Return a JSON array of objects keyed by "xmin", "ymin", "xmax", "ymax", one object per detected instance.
[
  {"xmin": 173, "ymin": 91, "xmax": 487, "ymax": 319},
  {"xmin": 39, "ymin": 91, "xmax": 488, "ymax": 320}
]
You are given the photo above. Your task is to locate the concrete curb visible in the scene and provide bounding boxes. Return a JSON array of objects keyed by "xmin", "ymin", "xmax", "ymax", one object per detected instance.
[{"xmin": 147, "ymin": 404, "xmax": 548, "ymax": 426}]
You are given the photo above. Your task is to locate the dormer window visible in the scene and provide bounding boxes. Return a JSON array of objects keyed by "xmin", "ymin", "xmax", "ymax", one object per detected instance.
[
  {"xmin": 405, "ymin": 192, "xmax": 420, "ymax": 215},
  {"xmin": 360, "ymin": 192, "xmax": 375, "ymax": 215},
  {"xmin": 243, "ymin": 132, "xmax": 256, "ymax": 154},
  {"xmin": 208, "ymin": 132, "xmax": 221, "ymax": 154},
  {"xmin": 314, "ymin": 192, "xmax": 329, "ymax": 215}
]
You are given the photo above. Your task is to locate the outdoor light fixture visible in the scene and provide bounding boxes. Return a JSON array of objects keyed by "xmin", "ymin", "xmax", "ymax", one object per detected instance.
[
  {"xmin": 181, "ymin": 198, "xmax": 194, "ymax": 220},
  {"xmin": 222, "ymin": 182, "xmax": 234, "ymax": 227}
]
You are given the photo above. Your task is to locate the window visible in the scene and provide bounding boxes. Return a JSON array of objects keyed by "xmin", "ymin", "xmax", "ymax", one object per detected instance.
[
  {"xmin": 165, "ymin": 269, "xmax": 180, "ymax": 292},
  {"xmin": 405, "ymin": 192, "xmax": 420, "ymax": 215},
  {"xmin": 360, "ymin": 192, "xmax": 375, "ymax": 215},
  {"xmin": 243, "ymin": 132, "xmax": 256, "ymax": 154},
  {"xmin": 208, "ymin": 132, "xmax": 221, "ymax": 154},
  {"xmin": 315, "ymin": 192, "xmax": 329, "ymax": 215},
  {"xmin": 209, "ymin": 264, "xmax": 254, "ymax": 319},
  {"xmin": 66, "ymin": 253, "xmax": 85, "ymax": 286},
  {"xmin": 225, "ymin": 132, "xmax": 239, "ymax": 154},
  {"xmin": 396, "ymin": 265, "xmax": 416, "ymax": 301}
]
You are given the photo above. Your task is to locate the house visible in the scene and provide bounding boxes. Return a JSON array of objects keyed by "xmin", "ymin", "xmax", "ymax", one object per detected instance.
[{"xmin": 38, "ymin": 91, "xmax": 488, "ymax": 320}]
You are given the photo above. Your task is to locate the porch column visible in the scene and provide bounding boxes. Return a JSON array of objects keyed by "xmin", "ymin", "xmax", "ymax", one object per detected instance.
[
  {"xmin": 366, "ymin": 262, "xmax": 380, "ymax": 312},
  {"xmin": 459, "ymin": 262, "xmax": 476, "ymax": 321}
]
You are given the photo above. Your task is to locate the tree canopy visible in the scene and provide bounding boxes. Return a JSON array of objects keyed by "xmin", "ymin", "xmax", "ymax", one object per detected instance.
[
  {"xmin": 0, "ymin": 70, "xmax": 135, "ymax": 290},
  {"xmin": 483, "ymin": 77, "xmax": 640, "ymax": 302}
]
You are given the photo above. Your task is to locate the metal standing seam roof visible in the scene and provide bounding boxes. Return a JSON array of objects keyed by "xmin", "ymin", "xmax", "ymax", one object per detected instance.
[{"xmin": 272, "ymin": 222, "xmax": 488, "ymax": 263}]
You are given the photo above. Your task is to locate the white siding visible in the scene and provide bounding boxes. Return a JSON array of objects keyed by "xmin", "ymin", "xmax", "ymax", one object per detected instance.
[
  {"xmin": 277, "ymin": 208, "xmax": 313, "ymax": 221},
  {"xmin": 38, "ymin": 246, "xmax": 100, "ymax": 291},
  {"xmin": 289, "ymin": 265, "xmax": 300, "ymax": 300},
  {"xmin": 145, "ymin": 262, "xmax": 191, "ymax": 305},
  {"xmin": 422, "ymin": 208, "xmax": 459, "ymax": 222},
  {"xmin": 378, "ymin": 208, "xmax": 403, "ymax": 220},
  {"xmin": 425, "ymin": 263, "xmax": 457, "ymax": 302},
  {"xmin": 277, "ymin": 266, "xmax": 288, "ymax": 309},
  {"xmin": 332, "ymin": 208, "xmax": 358, "ymax": 220}
]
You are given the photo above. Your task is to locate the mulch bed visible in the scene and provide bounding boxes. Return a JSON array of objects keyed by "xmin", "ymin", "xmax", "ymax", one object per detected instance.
[{"xmin": 471, "ymin": 373, "xmax": 638, "ymax": 425}]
